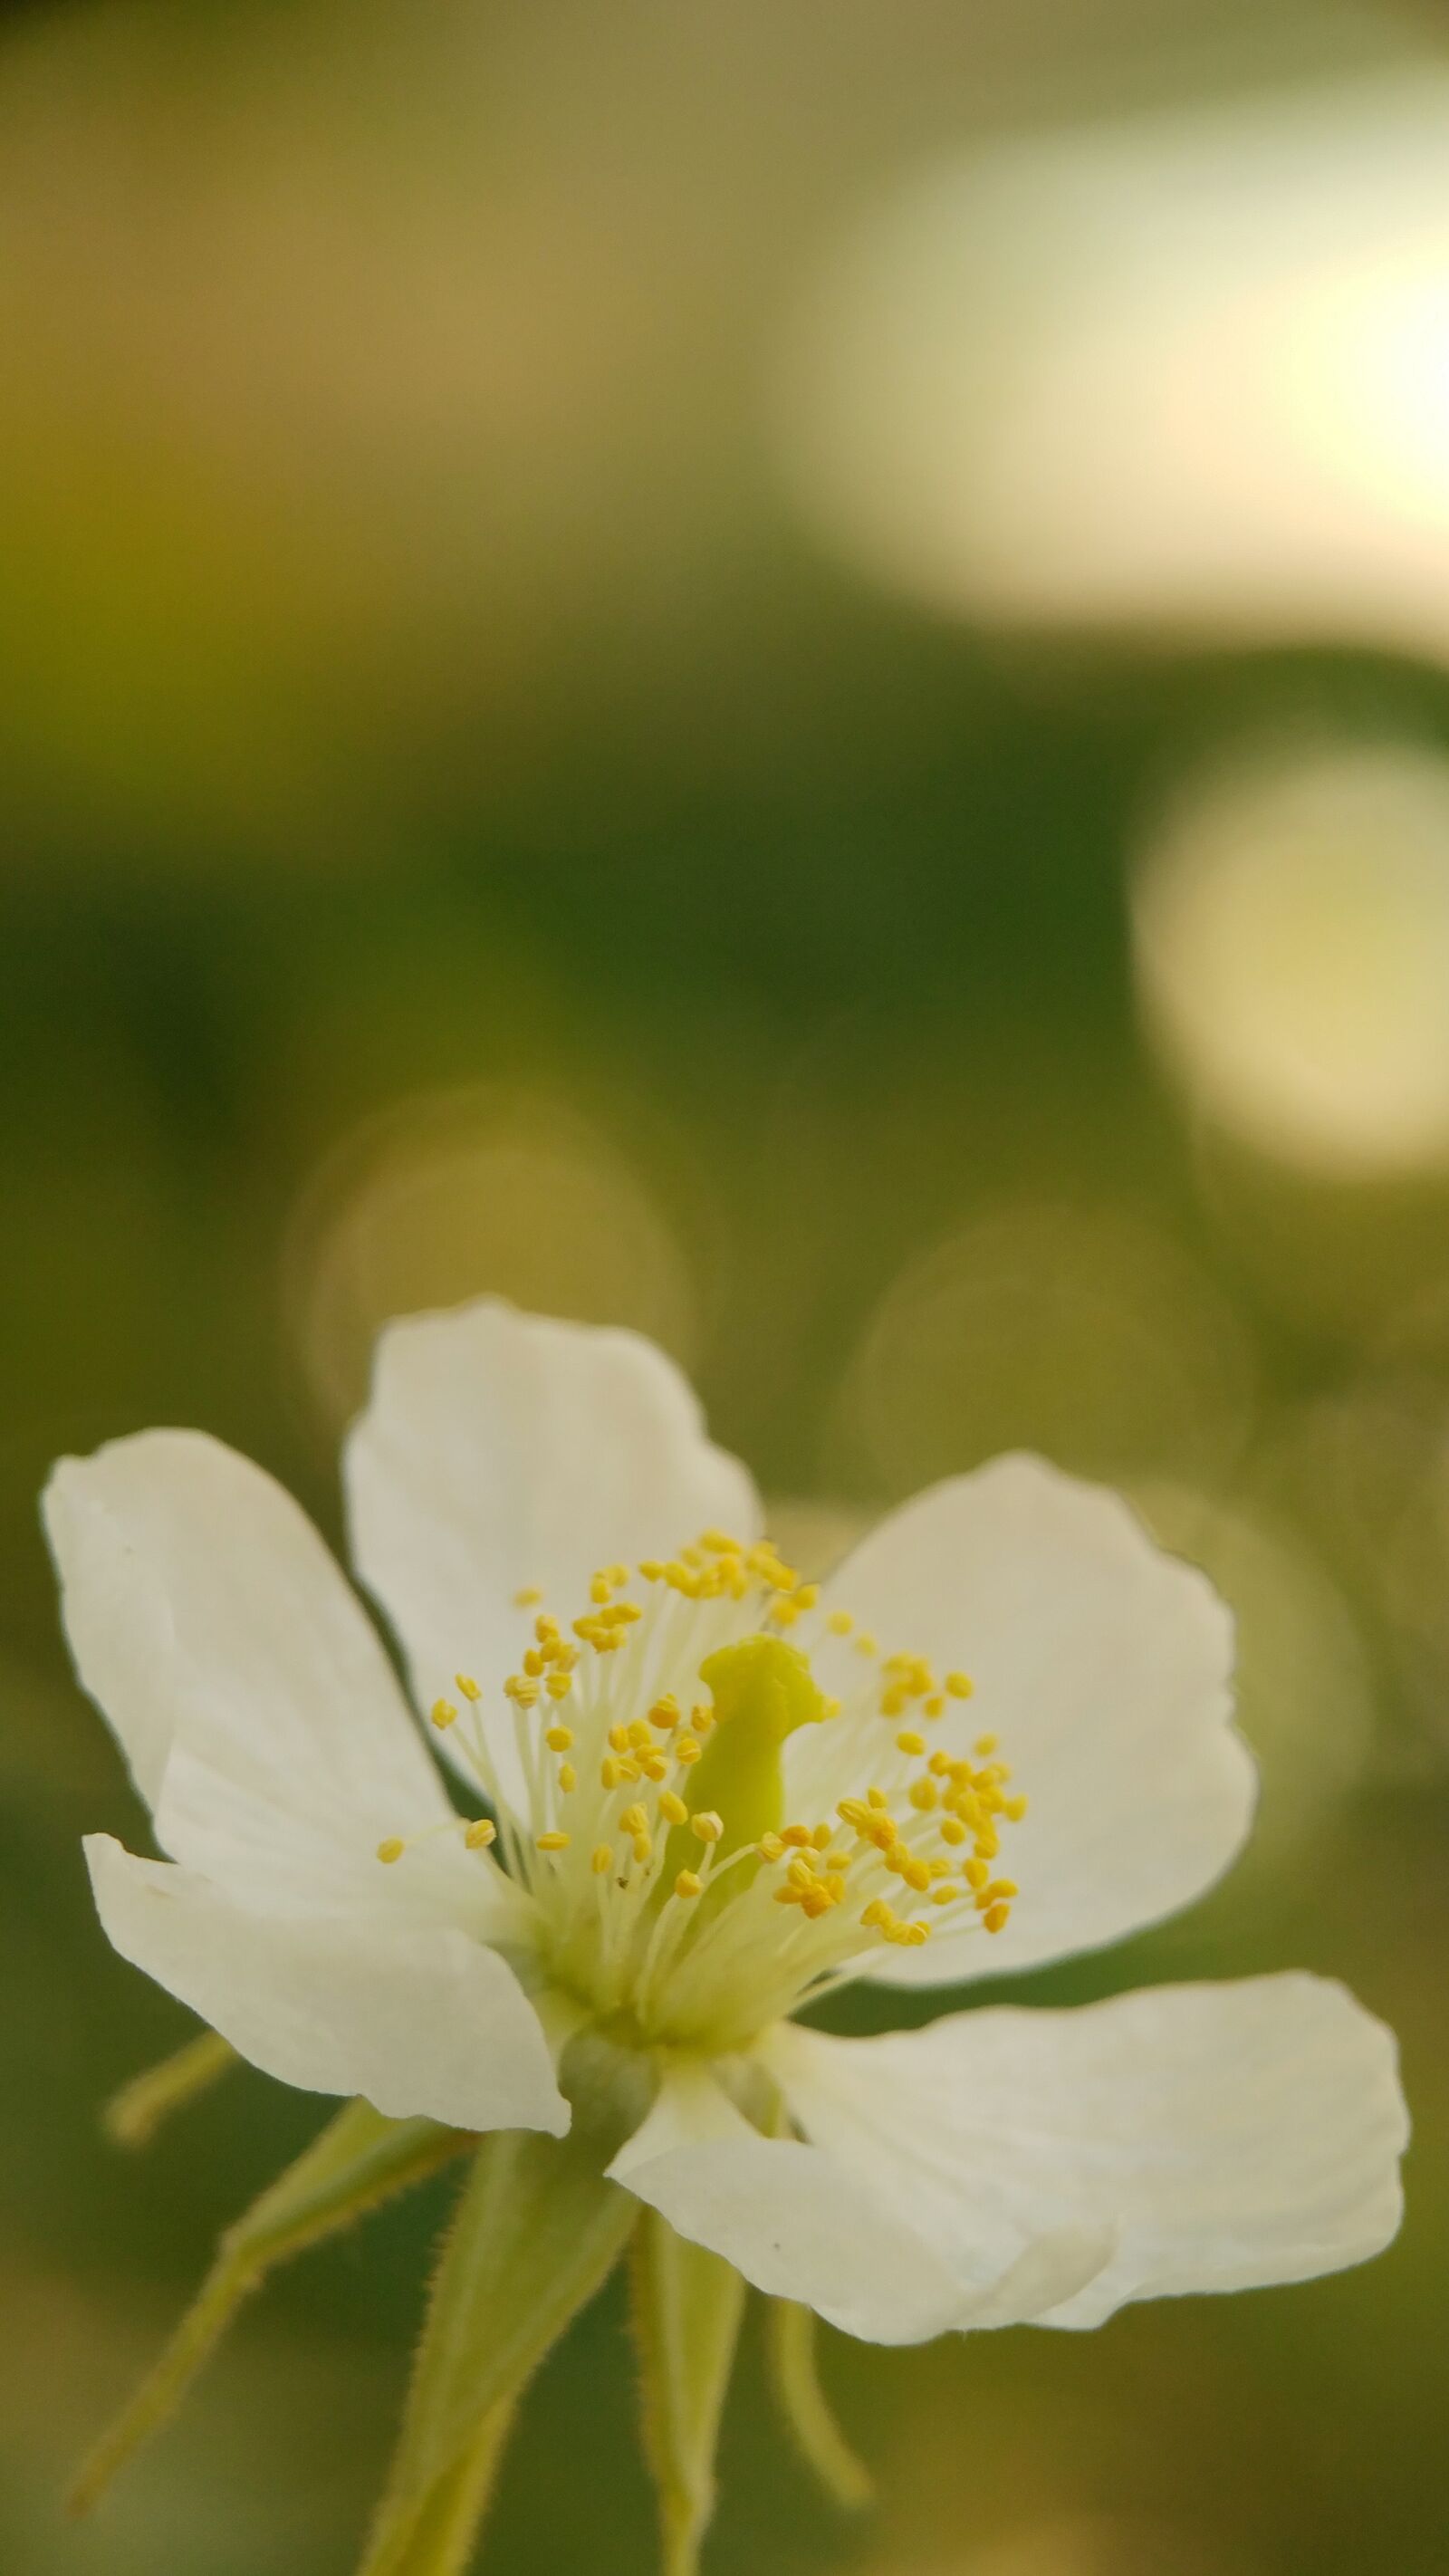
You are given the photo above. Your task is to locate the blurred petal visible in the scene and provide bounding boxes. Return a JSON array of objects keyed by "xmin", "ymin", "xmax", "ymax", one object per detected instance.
[
  {"xmin": 344, "ymin": 1301, "xmax": 761, "ymax": 1796},
  {"xmin": 806, "ymin": 1453, "xmax": 1253, "ymax": 1984},
  {"xmin": 45, "ymin": 1432, "xmax": 462, "ymax": 1906},
  {"xmin": 85, "ymin": 1834, "xmax": 568, "ymax": 2136},
  {"xmin": 609, "ymin": 2056, "xmax": 1110, "ymax": 2343},
  {"xmin": 763, "ymin": 1974, "xmax": 1406, "ymax": 2328}
]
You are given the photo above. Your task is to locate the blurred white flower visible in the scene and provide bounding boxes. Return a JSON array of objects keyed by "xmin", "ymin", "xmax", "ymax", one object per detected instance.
[{"xmin": 48, "ymin": 1299, "xmax": 1406, "ymax": 2350}]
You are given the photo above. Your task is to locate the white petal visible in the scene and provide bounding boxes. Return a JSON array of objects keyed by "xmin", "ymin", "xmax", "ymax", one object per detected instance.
[
  {"xmin": 343, "ymin": 1302, "xmax": 761, "ymax": 1795},
  {"xmin": 86, "ymin": 1835, "xmax": 568, "ymax": 2136},
  {"xmin": 608, "ymin": 2054, "xmax": 1111, "ymax": 2342},
  {"xmin": 45, "ymin": 1433, "xmax": 465, "ymax": 1908},
  {"xmin": 763, "ymin": 1974, "xmax": 1406, "ymax": 2329},
  {"xmin": 809, "ymin": 1454, "xmax": 1254, "ymax": 1984}
]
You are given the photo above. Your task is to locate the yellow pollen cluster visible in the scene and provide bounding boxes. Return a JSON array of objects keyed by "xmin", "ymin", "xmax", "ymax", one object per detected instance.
[{"xmin": 372, "ymin": 1525, "xmax": 1026, "ymax": 2037}]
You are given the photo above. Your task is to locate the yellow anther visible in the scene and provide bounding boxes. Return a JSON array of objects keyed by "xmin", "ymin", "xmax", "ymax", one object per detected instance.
[
  {"xmin": 376, "ymin": 1838, "xmax": 405, "ymax": 1865},
  {"xmin": 964, "ymin": 1858, "xmax": 990, "ymax": 1890},
  {"xmin": 600, "ymin": 1756, "xmax": 626, "ymax": 1791},
  {"xmin": 456, "ymin": 1673, "xmax": 483, "ymax": 1701},
  {"xmin": 639, "ymin": 1561, "xmax": 664, "ymax": 1581},
  {"xmin": 908, "ymin": 1778, "xmax": 938, "ymax": 1812},
  {"xmin": 639, "ymin": 1750, "xmax": 670, "ymax": 1783},
  {"xmin": 787, "ymin": 1853, "xmax": 820, "ymax": 1890},
  {"xmin": 691, "ymin": 1811, "xmax": 724, "ymax": 1844},
  {"xmin": 629, "ymin": 1720, "xmax": 653, "ymax": 1749},
  {"xmin": 984, "ymin": 1879, "xmax": 1018, "ymax": 1901},
  {"xmin": 974, "ymin": 1733, "xmax": 999, "ymax": 1756},
  {"xmin": 649, "ymin": 1695, "xmax": 680, "ymax": 1732},
  {"xmin": 867, "ymin": 1787, "xmax": 888, "ymax": 1810},
  {"xmin": 925, "ymin": 1695, "xmax": 945, "ymax": 1718},
  {"xmin": 975, "ymin": 1827, "xmax": 1001, "ymax": 1860},
  {"xmin": 675, "ymin": 1735, "xmax": 702, "ymax": 1764},
  {"xmin": 545, "ymin": 1671, "xmax": 573, "ymax": 1700},
  {"xmin": 674, "ymin": 1870, "xmax": 704, "ymax": 1901},
  {"xmin": 590, "ymin": 1573, "xmax": 611, "ymax": 1604},
  {"xmin": 826, "ymin": 1609, "xmax": 854, "ymax": 1636},
  {"xmin": 558, "ymin": 1763, "xmax": 577, "ymax": 1793},
  {"xmin": 465, "ymin": 1818, "xmax": 497, "ymax": 1850},
  {"xmin": 941, "ymin": 1817, "xmax": 967, "ymax": 1846},
  {"xmin": 757, "ymin": 1831, "xmax": 785, "ymax": 1861},
  {"xmin": 946, "ymin": 1671, "xmax": 974, "ymax": 1699},
  {"xmin": 931, "ymin": 1883, "xmax": 957, "ymax": 1905},
  {"xmin": 544, "ymin": 1725, "xmax": 574, "ymax": 1753},
  {"xmin": 659, "ymin": 1790, "xmax": 689, "ymax": 1826},
  {"xmin": 513, "ymin": 1587, "xmax": 542, "ymax": 1607},
  {"xmin": 984, "ymin": 1901, "xmax": 1010, "ymax": 1934},
  {"xmin": 691, "ymin": 1703, "xmax": 715, "ymax": 1734},
  {"xmin": 1003, "ymin": 1793, "xmax": 1029, "ymax": 1821},
  {"xmin": 903, "ymin": 1857, "xmax": 932, "ymax": 1894},
  {"xmin": 889, "ymin": 1920, "xmax": 931, "ymax": 1946},
  {"xmin": 860, "ymin": 1897, "xmax": 895, "ymax": 1929},
  {"xmin": 811, "ymin": 1821, "xmax": 833, "ymax": 1850},
  {"xmin": 523, "ymin": 1648, "xmax": 545, "ymax": 1677},
  {"xmin": 609, "ymin": 1724, "xmax": 631, "ymax": 1753},
  {"xmin": 884, "ymin": 1842, "xmax": 910, "ymax": 1876},
  {"xmin": 632, "ymin": 1833, "xmax": 652, "ymax": 1866},
  {"xmin": 619, "ymin": 1803, "xmax": 649, "ymax": 1839},
  {"xmin": 591, "ymin": 1842, "xmax": 614, "ymax": 1875},
  {"xmin": 430, "ymin": 1698, "xmax": 457, "ymax": 1731},
  {"xmin": 896, "ymin": 1729, "xmax": 926, "ymax": 1756},
  {"xmin": 780, "ymin": 1824, "xmax": 813, "ymax": 1848},
  {"xmin": 535, "ymin": 1831, "xmax": 570, "ymax": 1853}
]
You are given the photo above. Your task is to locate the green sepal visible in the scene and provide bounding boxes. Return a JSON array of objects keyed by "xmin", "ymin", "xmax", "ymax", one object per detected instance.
[
  {"xmin": 630, "ymin": 2209, "xmax": 747, "ymax": 2576},
  {"xmin": 358, "ymin": 2036, "xmax": 652, "ymax": 2576},
  {"xmin": 102, "ymin": 2030, "xmax": 238, "ymax": 2148},
  {"xmin": 71, "ymin": 2097, "xmax": 471, "ymax": 2516},
  {"xmin": 765, "ymin": 2299, "xmax": 872, "ymax": 2512}
]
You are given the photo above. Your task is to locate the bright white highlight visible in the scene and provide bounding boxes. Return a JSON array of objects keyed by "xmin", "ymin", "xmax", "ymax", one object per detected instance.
[{"xmin": 785, "ymin": 70, "xmax": 1449, "ymax": 660}]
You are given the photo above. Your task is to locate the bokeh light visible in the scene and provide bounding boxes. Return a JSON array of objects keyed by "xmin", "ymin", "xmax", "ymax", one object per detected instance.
[
  {"xmin": 828, "ymin": 1199, "xmax": 1255, "ymax": 1497},
  {"xmin": 783, "ymin": 66, "xmax": 1449, "ymax": 660},
  {"xmin": 283, "ymin": 1087, "xmax": 699, "ymax": 1436},
  {"xmin": 1133, "ymin": 740, "xmax": 1449, "ymax": 1177}
]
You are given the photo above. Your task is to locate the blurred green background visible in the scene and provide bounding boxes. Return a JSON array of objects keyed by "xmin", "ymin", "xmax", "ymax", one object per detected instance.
[{"xmin": 2, "ymin": 0, "xmax": 1447, "ymax": 2570}]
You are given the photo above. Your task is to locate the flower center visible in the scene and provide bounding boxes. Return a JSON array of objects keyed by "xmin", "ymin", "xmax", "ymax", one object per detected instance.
[{"xmin": 376, "ymin": 1532, "xmax": 1026, "ymax": 2052}]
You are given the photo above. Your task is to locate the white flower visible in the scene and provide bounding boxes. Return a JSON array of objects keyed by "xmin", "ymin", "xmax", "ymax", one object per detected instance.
[{"xmin": 47, "ymin": 1298, "xmax": 1406, "ymax": 2349}]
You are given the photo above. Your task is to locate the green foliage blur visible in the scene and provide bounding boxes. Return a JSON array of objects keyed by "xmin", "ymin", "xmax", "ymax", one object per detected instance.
[{"xmin": 0, "ymin": 3, "xmax": 1444, "ymax": 2572}]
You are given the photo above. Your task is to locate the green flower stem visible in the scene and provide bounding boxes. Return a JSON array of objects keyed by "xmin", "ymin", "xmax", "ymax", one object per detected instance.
[
  {"xmin": 101, "ymin": 2030, "xmax": 238, "ymax": 2148},
  {"xmin": 630, "ymin": 2209, "xmax": 747, "ymax": 2576},
  {"xmin": 71, "ymin": 2098, "xmax": 470, "ymax": 2515},
  {"xmin": 359, "ymin": 2043, "xmax": 651, "ymax": 2576},
  {"xmin": 376, "ymin": 2400, "xmax": 518, "ymax": 2576},
  {"xmin": 765, "ymin": 2300, "xmax": 873, "ymax": 2512}
]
